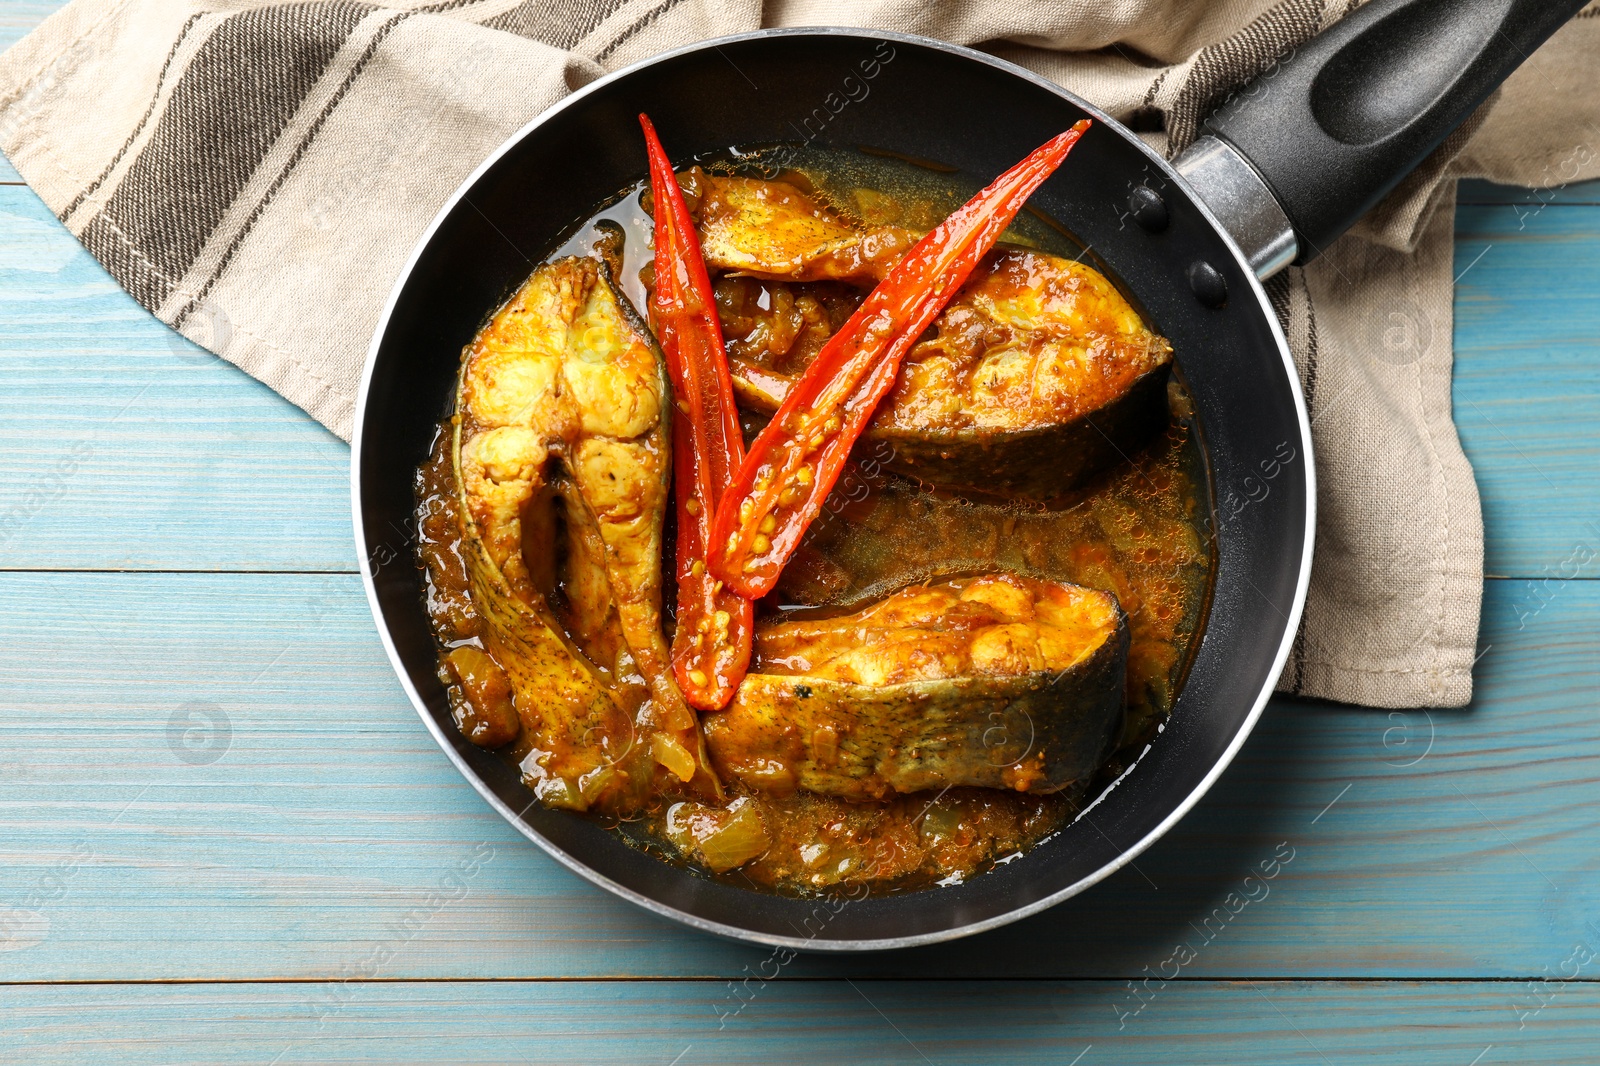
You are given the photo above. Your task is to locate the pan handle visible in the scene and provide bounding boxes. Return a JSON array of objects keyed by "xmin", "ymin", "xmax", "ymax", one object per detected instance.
[{"xmin": 1174, "ymin": 0, "xmax": 1589, "ymax": 278}]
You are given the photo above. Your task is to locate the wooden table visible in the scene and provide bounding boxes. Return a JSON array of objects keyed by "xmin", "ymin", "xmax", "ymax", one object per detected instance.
[{"xmin": 3, "ymin": 4, "xmax": 1598, "ymax": 1060}]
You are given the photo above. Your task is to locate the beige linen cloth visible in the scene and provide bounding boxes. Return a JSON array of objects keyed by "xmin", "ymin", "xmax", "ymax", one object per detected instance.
[{"xmin": 1, "ymin": 0, "xmax": 1596, "ymax": 707}]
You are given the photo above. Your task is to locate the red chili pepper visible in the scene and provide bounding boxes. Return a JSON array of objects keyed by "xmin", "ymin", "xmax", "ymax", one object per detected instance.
[
  {"xmin": 640, "ymin": 114, "xmax": 754, "ymax": 711},
  {"xmin": 707, "ymin": 121, "xmax": 1093, "ymax": 597}
]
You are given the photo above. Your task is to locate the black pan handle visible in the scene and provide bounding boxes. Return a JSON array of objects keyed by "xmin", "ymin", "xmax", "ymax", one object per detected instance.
[{"xmin": 1183, "ymin": 0, "xmax": 1588, "ymax": 272}]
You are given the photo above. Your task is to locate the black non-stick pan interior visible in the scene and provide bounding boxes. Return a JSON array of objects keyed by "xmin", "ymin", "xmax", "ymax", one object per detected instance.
[{"xmin": 354, "ymin": 29, "xmax": 1311, "ymax": 948}]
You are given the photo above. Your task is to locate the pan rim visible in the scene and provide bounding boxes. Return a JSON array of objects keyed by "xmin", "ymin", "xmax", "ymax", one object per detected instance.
[{"xmin": 351, "ymin": 25, "xmax": 1316, "ymax": 952}]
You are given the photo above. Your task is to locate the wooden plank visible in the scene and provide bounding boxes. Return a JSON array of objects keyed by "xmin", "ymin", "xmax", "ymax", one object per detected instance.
[
  {"xmin": 1453, "ymin": 204, "xmax": 1600, "ymax": 579},
  {"xmin": 0, "ymin": 179, "xmax": 1597, "ymax": 577},
  {"xmin": 2, "ymin": 979, "xmax": 1597, "ymax": 1064},
  {"xmin": 1, "ymin": 570, "xmax": 1595, "ymax": 981},
  {"xmin": 0, "ymin": 185, "xmax": 354, "ymax": 571}
]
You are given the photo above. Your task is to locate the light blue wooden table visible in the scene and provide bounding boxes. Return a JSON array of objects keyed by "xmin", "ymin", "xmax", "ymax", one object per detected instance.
[{"xmin": 3, "ymin": 3, "xmax": 1599, "ymax": 1061}]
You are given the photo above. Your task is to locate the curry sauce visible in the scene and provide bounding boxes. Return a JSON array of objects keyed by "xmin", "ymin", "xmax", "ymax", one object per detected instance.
[{"xmin": 414, "ymin": 147, "xmax": 1214, "ymax": 894}]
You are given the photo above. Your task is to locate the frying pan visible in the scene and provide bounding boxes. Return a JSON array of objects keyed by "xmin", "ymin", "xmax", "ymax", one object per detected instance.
[{"xmin": 353, "ymin": 0, "xmax": 1585, "ymax": 949}]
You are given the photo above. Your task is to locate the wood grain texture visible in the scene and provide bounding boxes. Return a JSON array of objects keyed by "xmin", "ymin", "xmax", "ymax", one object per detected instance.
[
  {"xmin": 0, "ymin": 186, "xmax": 353, "ymax": 572},
  {"xmin": 0, "ymin": 182, "xmax": 1597, "ymax": 576},
  {"xmin": 1, "ymin": 572, "xmax": 1595, "ymax": 981},
  {"xmin": 2, "ymin": 979, "xmax": 1597, "ymax": 1065},
  {"xmin": 1453, "ymin": 203, "xmax": 1600, "ymax": 579}
]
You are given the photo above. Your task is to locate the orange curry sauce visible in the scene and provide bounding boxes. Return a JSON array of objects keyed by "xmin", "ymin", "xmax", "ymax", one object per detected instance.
[{"xmin": 415, "ymin": 150, "xmax": 1214, "ymax": 895}]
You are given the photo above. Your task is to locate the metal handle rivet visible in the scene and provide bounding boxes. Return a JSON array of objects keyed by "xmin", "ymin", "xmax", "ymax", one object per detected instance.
[
  {"xmin": 1128, "ymin": 185, "xmax": 1169, "ymax": 233},
  {"xmin": 1187, "ymin": 260, "xmax": 1228, "ymax": 308}
]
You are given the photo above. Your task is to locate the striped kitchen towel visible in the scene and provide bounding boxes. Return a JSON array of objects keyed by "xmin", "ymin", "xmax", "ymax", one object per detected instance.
[{"xmin": 1, "ymin": 0, "xmax": 1597, "ymax": 707}]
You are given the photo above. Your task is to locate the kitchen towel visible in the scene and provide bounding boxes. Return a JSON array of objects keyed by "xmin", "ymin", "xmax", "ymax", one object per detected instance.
[{"xmin": 2, "ymin": 0, "xmax": 1596, "ymax": 707}]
